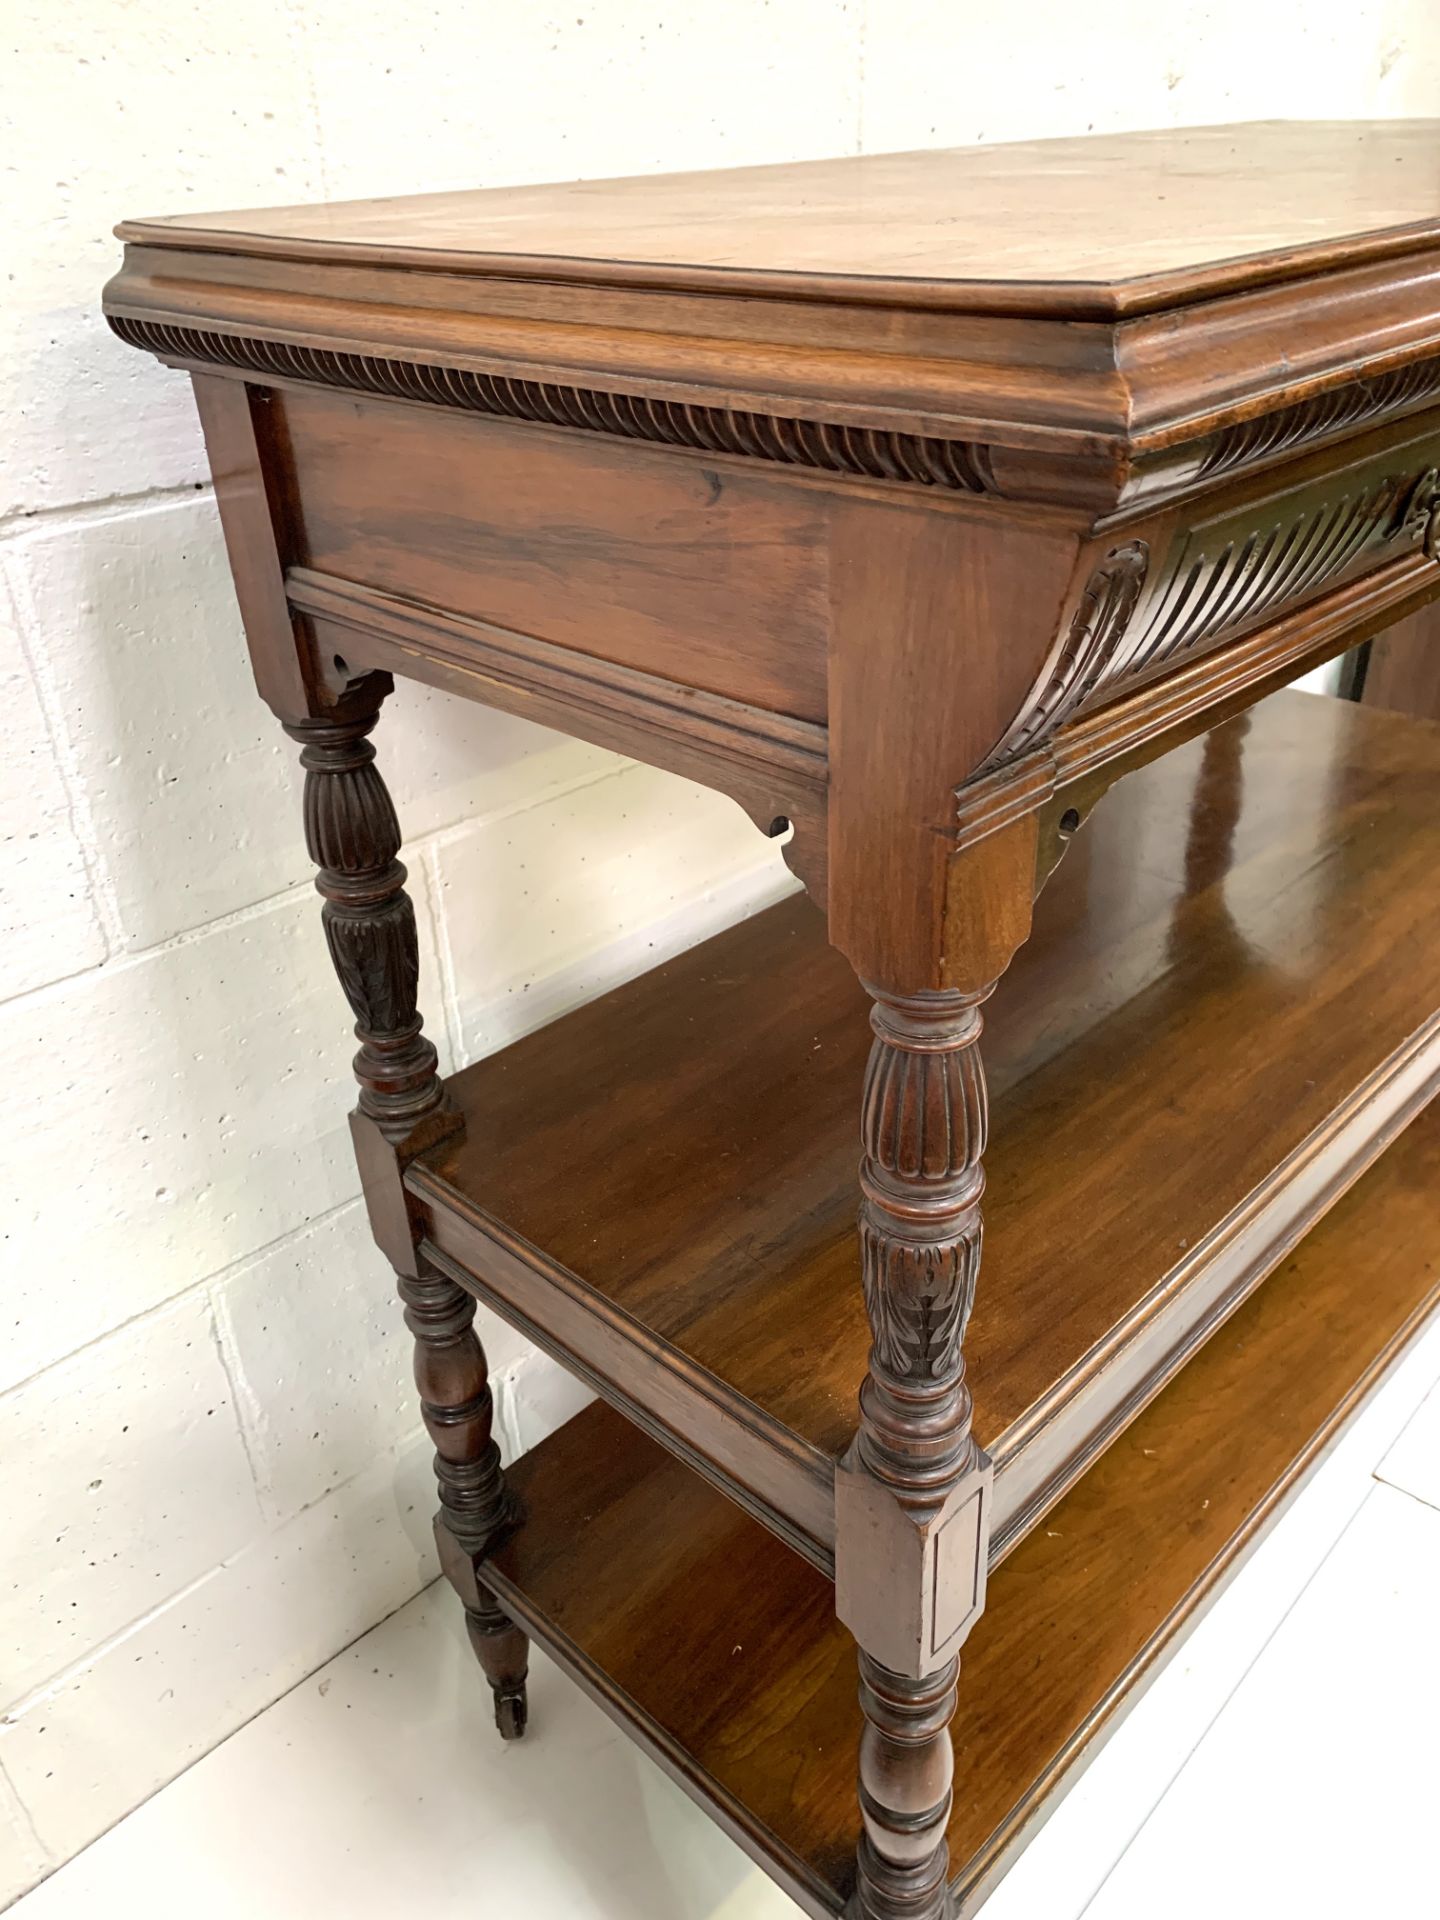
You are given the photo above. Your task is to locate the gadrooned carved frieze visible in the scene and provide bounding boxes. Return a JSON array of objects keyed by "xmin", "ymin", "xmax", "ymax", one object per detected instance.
[
  {"xmin": 108, "ymin": 313, "xmax": 1440, "ymax": 507},
  {"xmin": 984, "ymin": 458, "xmax": 1440, "ymax": 769},
  {"xmin": 1199, "ymin": 359, "xmax": 1440, "ymax": 477},
  {"xmin": 105, "ymin": 313, "xmax": 993, "ymax": 494}
]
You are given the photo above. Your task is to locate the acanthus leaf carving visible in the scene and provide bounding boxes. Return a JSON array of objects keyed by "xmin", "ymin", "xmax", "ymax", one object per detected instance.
[
  {"xmin": 284, "ymin": 709, "xmax": 447, "ymax": 1144},
  {"xmin": 321, "ymin": 890, "xmax": 420, "ymax": 1037},
  {"xmin": 855, "ymin": 987, "xmax": 989, "ymax": 1505},
  {"xmin": 859, "ymin": 1214, "xmax": 982, "ymax": 1384}
]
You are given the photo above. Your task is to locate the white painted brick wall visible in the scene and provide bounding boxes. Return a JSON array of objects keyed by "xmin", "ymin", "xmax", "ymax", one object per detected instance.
[{"xmin": 3, "ymin": 1, "xmax": 1437, "ymax": 1902}]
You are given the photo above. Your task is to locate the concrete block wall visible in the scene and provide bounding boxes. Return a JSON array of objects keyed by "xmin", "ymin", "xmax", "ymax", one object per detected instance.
[{"xmin": 3, "ymin": 0, "xmax": 1437, "ymax": 1899}]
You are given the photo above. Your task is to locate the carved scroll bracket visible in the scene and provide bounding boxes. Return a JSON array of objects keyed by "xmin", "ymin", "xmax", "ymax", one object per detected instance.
[{"xmin": 979, "ymin": 540, "xmax": 1150, "ymax": 774}]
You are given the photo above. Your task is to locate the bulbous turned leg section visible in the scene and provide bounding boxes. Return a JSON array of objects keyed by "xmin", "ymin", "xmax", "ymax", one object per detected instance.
[
  {"xmin": 467, "ymin": 1583, "xmax": 530, "ymax": 1741},
  {"xmin": 402, "ymin": 1260, "xmax": 529, "ymax": 1742},
  {"xmin": 837, "ymin": 981, "xmax": 999, "ymax": 1919},
  {"xmin": 855, "ymin": 1654, "xmax": 958, "ymax": 1920},
  {"xmin": 287, "ymin": 702, "xmax": 528, "ymax": 1744}
]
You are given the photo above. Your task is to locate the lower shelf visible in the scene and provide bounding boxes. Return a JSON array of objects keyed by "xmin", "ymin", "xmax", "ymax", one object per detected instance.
[
  {"xmin": 414, "ymin": 692, "xmax": 1440, "ymax": 1573},
  {"xmin": 482, "ymin": 1098, "xmax": 1440, "ymax": 1918}
]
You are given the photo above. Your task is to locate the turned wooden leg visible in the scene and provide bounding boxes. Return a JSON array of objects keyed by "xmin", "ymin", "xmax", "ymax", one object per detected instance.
[
  {"xmin": 856, "ymin": 1654, "xmax": 959, "ymax": 1920},
  {"xmin": 836, "ymin": 984, "xmax": 996, "ymax": 1920},
  {"xmin": 400, "ymin": 1258, "xmax": 527, "ymax": 1739},
  {"xmin": 287, "ymin": 703, "xmax": 529, "ymax": 1741},
  {"xmin": 466, "ymin": 1581, "xmax": 531, "ymax": 1741}
]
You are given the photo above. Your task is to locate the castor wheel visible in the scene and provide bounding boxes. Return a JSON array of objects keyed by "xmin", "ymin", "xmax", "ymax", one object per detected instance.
[
  {"xmin": 466, "ymin": 1593, "xmax": 530, "ymax": 1743},
  {"xmin": 494, "ymin": 1682, "xmax": 529, "ymax": 1741}
]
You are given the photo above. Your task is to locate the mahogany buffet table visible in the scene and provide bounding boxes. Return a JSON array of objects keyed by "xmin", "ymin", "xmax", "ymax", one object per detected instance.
[{"xmin": 106, "ymin": 123, "xmax": 1440, "ymax": 1917}]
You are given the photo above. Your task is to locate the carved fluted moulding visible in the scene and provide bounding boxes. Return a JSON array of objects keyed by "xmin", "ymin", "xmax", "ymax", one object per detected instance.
[{"xmin": 106, "ymin": 122, "xmax": 1440, "ymax": 988}]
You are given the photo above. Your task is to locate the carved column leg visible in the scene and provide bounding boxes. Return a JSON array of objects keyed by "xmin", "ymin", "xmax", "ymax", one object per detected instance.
[
  {"xmin": 836, "ymin": 985, "xmax": 996, "ymax": 1920},
  {"xmin": 286, "ymin": 706, "xmax": 528, "ymax": 1740}
]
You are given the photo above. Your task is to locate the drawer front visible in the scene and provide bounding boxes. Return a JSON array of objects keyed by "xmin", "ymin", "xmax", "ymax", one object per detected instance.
[{"xmin": 278, "ymin": 384, "xmax": 832, "ymax": 722}]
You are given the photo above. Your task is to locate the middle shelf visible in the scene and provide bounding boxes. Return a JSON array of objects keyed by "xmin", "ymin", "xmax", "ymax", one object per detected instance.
[{"xmin": 406, "ymin": 690, "xmax": 1440, "ymax": 1574}]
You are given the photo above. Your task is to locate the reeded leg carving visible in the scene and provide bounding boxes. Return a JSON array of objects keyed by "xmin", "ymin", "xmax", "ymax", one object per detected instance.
[
  {"xmin": 287, "ymin": 705, "xmax": 528, "ymax": 1739},
  {"xmin": 837, "ymin": 984, "xmax": 997, "ymax": 1920}
]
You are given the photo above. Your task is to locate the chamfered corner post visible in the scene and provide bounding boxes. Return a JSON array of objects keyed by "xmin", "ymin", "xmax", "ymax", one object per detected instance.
[{"xmin": 285, "ymin": 695, "xmax": 530, "ymax": 1741}]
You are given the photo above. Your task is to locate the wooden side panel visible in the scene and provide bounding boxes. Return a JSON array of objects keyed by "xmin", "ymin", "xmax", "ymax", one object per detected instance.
[{"xmin": 277, "ymin": 385, "xmax": 832, "ymax": 721}]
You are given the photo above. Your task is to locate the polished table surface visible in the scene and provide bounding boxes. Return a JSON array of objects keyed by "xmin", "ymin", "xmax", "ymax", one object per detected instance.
[{"xmin": 120, "ymin": 120, "xmax": 1440, "ymax": 312}]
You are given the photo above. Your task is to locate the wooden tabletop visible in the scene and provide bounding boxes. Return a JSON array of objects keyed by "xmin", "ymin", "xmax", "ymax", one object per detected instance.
[{"xmin": 119, "ymin": 121, "xmax": 1440, "ymax": 315}]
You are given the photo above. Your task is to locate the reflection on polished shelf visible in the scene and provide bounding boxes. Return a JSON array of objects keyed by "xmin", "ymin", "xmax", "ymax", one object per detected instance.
[{"xmin": 106, "ymin": 120, "xmax": 1440, "ymax": 1917}]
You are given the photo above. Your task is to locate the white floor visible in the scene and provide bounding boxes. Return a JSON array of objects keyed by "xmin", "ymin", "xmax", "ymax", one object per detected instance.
[{"xmin": 8, "ymin": 1334, "xmax": 1439, "ymax": 1920}]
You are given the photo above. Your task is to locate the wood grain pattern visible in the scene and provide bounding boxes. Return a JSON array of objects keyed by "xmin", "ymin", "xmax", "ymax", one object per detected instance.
[
  {"xmin": 484, "ymin": 1096, "xmax": 1440, "ymax": 1916},
  {"xmin": 277, "ymin": 382, "xmax": 833, "ymax": 724},
  {"xmin": 407, "ymin": 692, "xmax": 1440, "ymax": 1568},
  {"xmin": 825, "ymin": 498, "xmax": 1072, "ymax": 993},
  {"xmin": 189, "ymin": 375, "xmax": 320, "ymax": 723},
  {"xmin": 113, "ymin": 122, "xmax": 1440, "ymax": 312},
  {"xmin": 1355, "ymin": 602, "xmax": 1440, "ymax": 721},
  {"xmin": 286, "ymin": 566, "xmax": 830, "ymax": 899}
]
